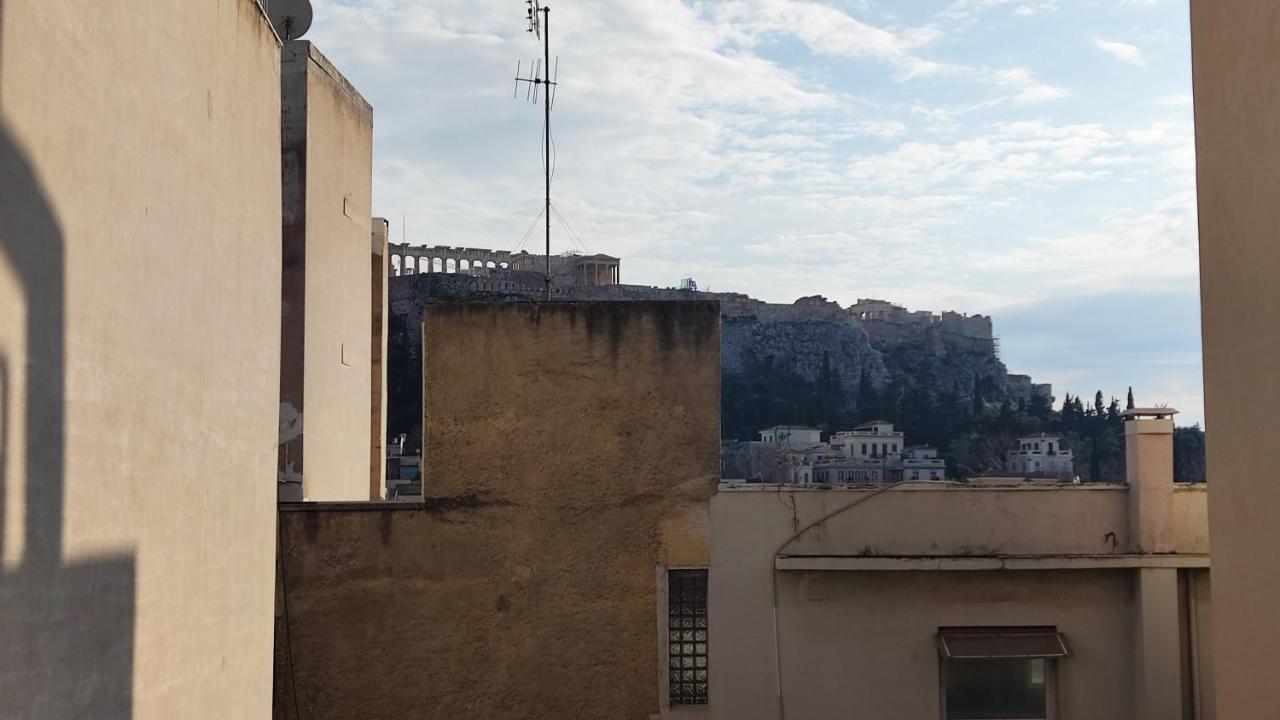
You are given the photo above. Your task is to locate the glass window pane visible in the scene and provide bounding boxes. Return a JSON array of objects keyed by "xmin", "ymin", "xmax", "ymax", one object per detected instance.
[
  {"xmin": 668, "ymin": 569, "xmax": 709, "ymax": 706},
  {"xmin": 945, "ymin": 658, "xmax": 1047, "ymax": 720}
]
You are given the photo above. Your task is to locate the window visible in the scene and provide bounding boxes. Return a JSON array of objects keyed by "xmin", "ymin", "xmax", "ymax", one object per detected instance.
[
  {"xmin": 911, "ymin": 470, "xmax": 920, "ymax": 480},
  {"xmin": 668, "ymin": 570, "xmax": 708, "ymax": 706},
  {"xmin": 938, "ymin": 627, "xmax": 1067, "ymax": 720},
  {"xmin": 862, "ymin": 443, "xmax": 868, "ymax": 456}
]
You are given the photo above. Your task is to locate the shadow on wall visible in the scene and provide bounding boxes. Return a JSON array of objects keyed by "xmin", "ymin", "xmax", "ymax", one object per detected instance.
[{"xmin": 0, "ymin": 2, "xmax": 136, "ymax": 716}]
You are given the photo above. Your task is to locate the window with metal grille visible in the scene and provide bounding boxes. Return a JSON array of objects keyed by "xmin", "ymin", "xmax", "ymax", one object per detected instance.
[{"xmin": 668, "ymin": 569, "xmax": 708, "ymax": 706}]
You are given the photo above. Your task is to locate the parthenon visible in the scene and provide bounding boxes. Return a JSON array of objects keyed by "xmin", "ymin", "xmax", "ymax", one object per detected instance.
[
  {"xmin": 389, "ymin": 244, "xmax": 621, "ymax": 286},
  {"xmin": 390, "ymin": 244, "xmax": 523, "ymax": 276}
]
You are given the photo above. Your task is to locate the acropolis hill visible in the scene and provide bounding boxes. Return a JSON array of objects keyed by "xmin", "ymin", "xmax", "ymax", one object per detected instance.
[{"xmin": 385, "ymin": 253, "xmax": 1051, "ymax": 455}]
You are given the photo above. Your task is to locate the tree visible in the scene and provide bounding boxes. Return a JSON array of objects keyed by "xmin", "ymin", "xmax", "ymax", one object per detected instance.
[
  {"xmin": 998, "ymin": 398, "xmax": 1015, "ymax": 430},
  {"xmin": 1174, "ymin": 425, "xmax": 1207, "ymax": 482},
  {"xmin": 1126, "ymin": 386, "xmax": 1135, "ymax": 411},
  {"xmin": 1028, "ymin": 391, "xmax": 1053, "ymax": 422},
  {"xmin": 1106, "ymin": 397, "xmax": 1122, "ymax": 428},
  {"xmin": 857, "ymin": 368, "xmax": 880, "ymax": 419},
  {"xmin": 1061, "ymin": 393, "xmax": 1076, "ymax": 431}
]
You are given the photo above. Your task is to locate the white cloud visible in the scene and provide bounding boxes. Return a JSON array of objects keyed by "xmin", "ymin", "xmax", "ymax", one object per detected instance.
[
  {"xmin": 942, "ymin": 0, "xmax": 1060, "ymax": 21},
  {"xmin": 991, "ymin": 68, "xmax": 1068, "ymax": 104},
  {"xmin": 1094, "ymin": 38, "xmax": 1146, "ymax": 66},
  {"xmin": 305, "ymin": 0, "xmax": 1201, "ymax": 411},
  {"xmin": 711, "ymin": 0, "xmax": 945, "ymax": 77}
]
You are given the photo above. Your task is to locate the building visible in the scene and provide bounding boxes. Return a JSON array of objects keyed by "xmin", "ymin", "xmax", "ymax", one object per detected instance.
[
  {"xmin": 271, "ymin": 295, "xmax": 1211, "ymax": 719},
  {"xmin": 275, "ymin": 301, "xmax": 721, "ymax": 719},
  {"xmin": 758, "ymin": 425, "xmax": 823, "ymax": 448},
  {"xmin": 898, "ymin": 445, "xmax": 947, "ymax": 481},
  {"xmin": 1, "ymin": 1, "xmax": 284, "ymax": 716},
  {"xmin": 277, "ymin": 39, "xmax": 380, "ymax": 502},
  {"xmin": 385, "ymin": 434, "xmax": 422, "ymax": 500},
  {"xmin": 1191, "ymin": 4, "xmax": 1280, "ymax": 715},
  {"xmin": 712, "ymin": 411, "xmax": 1210, "ymax": 720},
  {"xmin": 390, "ymin": 246, "xmax": 621, "ymax": 287},
  {"xmin": 831, "ymin": 420, "xmax": 904, "ymax": 459},
  {"xmin": 1007, "ymin": 433, "xmax": 1076, "ymax": 480},
  {"xmin": 813, "ymin": 459, "xmax": 889, "ymax": 484},
  {"xmin": 810, "ymin": 422, "xmax": 947, "ymax": 484},
  {"xmin": 1006, "ymin": 374, "xmax": 1055, "ymax": 406}
]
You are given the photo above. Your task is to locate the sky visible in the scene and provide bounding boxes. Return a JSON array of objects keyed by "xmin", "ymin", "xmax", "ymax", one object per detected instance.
[{"xmin": 308, "ymin": 0, "xmax": 1204, "ymax": 424}]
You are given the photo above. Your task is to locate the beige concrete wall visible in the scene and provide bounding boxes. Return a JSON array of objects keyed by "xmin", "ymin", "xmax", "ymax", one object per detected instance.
[
  {"xmin": 1191, "ymin": 3, "xmax": 1280, "ymax": 716},
  {"xmin": 278, "ymin": 41, "xmax": 374, "ymax": 500},
  {"xmin": 1189, "ymin": 569, "xmax": 1215, "ymax": 720},
  {"xmin": 778, "ymin": 570, "xmax": 1135, "ymax": 719},
  {"xmin": 1172, "ymin": 484, "xmax": 1210, "ymax": 554},
  {"xmin": 276, "ymin": 301, "xmax": 721, "ymax": 719},
  {"xmin": 370, "ymin": 218, "xmax": 388, "ymax": 498},
  {"xmin": 711, "ymin": 485, "xmax": 1211, "ymax": 720},
  {"xmin": 0, "ymin": 1, "xmax": 281, "ymax": 717},
  {"xmin": 771, "ymin": 484, "xmax": 1136, "ymax": 556}
]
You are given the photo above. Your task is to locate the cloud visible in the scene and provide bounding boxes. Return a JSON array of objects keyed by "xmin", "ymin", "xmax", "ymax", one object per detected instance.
[
  {"xmin": 1094, "ymin": 38, "xmax": 1146, "ymax": 66},
  {"xmin": 305, "ymin": 0, "xmax": 1201, "ymax": 412},
  {"xmin": 711, "ymin": 0, "xmax": 945, "ymax": 77},
  {"xmin": 942, "ymin": 0, "xmax": 1060, "ymax": 21},
  {"xmin": 992, "ymin": 68, "xmax": 1069, "ymax": 104}
]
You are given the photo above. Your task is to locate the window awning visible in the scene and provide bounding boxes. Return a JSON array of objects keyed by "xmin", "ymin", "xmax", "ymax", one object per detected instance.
[{"xmin": 937, "ymin": 627, "xmax": 1070, "ymax": 659}]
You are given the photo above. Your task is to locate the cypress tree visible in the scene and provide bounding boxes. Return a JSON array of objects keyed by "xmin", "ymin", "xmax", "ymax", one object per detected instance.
[{"xmin": 1126, "ymin": 386, "xmax": 1135, "ymax": 411}]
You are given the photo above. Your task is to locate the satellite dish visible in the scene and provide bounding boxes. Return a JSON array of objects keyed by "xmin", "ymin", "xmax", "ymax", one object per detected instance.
[{"xmin": 269, "ymin": 0, "xmax": 314, "ymax": 41}]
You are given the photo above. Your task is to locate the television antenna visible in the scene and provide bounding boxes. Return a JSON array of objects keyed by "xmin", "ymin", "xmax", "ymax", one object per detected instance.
[
  {"xmin": 268, "ymin": 0, "xmax": 313, "ymax": 41},
  {"xmin": 513, "ymin": 0, "xmax": 558, "ymax": 300}
]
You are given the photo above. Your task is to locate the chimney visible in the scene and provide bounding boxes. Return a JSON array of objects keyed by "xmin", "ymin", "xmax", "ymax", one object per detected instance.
[{"xmin": 1124, "ymin": 407, "xmax": 1178, "ymax": 553}]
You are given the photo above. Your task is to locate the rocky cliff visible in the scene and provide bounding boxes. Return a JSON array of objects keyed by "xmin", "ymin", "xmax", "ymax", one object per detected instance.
[{"xmin": 387, "ymin": 275, "xmax": 1034, "ymax": 456}]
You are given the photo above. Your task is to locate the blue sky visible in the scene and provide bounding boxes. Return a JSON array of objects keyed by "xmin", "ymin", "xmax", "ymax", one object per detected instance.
[{"xmin": 309, "ymin": 0, "xmax": 1203, "ymax": 424}]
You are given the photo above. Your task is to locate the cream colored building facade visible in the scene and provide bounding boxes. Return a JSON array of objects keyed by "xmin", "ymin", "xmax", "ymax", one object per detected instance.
[
  {"xmin": 759, "ymin": 425, "xmax": 823, "ymax": 448},
  {"xmin": 0, "ymin": 1, "xmax": 283, "ymax": 716},
  {"xmin": 710, "ymin": 415, "xmax": 1212, "ymax": 720},
  {"xmin": 277, "ymin": 40, "xmax": 378, "ymax": 501},
  {"xmin": 1007, "ymin": 433, "xmax": 1075, "ymax": 480},
  {"xmin": 831, "ymin": 420, "xmax": 903, "ymax": 459},
  {"xmin": 1192, "ymin": 2, "xmax": 1280, "ymax": 717}
]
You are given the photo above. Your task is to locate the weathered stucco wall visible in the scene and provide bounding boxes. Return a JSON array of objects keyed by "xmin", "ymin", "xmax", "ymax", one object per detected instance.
[
  {"xmin": 277, "ymin": 301, "xmax": 721, "ymax": 719},
  {"xmin": 371, "ymin": 218, "xmax": 389, "ymax": 498},
  {"xmin": 710, "ymin": 484, "xmax": 1212, "ymax": 720},
  {"xmin": 278, "ymin": 40, "xmax": 375, "ymax": 500},
  {"xmin": 1191, "ymin": 3, "xmax": 1280, "ymax": 717},
  {"xmin": 778, "ymin": 570, "xmax": 1135, "ymax": 719},
  {"xmin": 0, "ymin": 1, "xmax": 281, "ymax": 717}
]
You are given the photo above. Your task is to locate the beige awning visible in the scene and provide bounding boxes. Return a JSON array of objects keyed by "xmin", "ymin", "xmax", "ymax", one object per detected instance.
[{"xmin": 937, "ymin": 627, "xmax": 1070, "ymax": 659}]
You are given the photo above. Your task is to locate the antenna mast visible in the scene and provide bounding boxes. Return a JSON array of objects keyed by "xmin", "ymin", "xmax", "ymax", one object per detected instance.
[{"xmin": 514, "ymin": 0, "xmax": 557, "ymax": 300}]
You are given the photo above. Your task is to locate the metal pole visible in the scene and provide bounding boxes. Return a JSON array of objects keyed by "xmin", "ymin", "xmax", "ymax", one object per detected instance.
[{"xmin": 543, "ymin": 6, "xmax": 552, "ymax": 301}]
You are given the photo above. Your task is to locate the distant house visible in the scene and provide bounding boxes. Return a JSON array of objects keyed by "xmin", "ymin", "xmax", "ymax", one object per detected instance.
[
  {"xmin": 896, "ymin": 446, "xmax": 947, "ymax": 481},
  {"xmin": 830, "ymin": 420, "xmax": 904, "ymax": 460},
  {"xmin": 759, "ymin": 425, "xmax": 823, "ymax": 448},
  {"xmin": 813, "ymin": 459, "xmax": 889, "ymax": 484},
  {"xmin": 1007, "ymin": 433, "xmax": 1075, "ymax": 481}
]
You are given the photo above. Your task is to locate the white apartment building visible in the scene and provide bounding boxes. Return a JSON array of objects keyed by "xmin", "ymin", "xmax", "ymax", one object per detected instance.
[
  {"xmin": 813, "ymin": 459, "xmax": 889, "ymax": 484},
  {"xmin": 759, "ymin": 425, "xmax": 823, "ymax": 448},
  {"xmin": 897, "ymin": 446, "xmax": 946, "ymax": 481},
  {"xmin": 830, "ymin": 420, "xmax": 904, "ymax": 460},
  {"xmin": 1007, "ymin": 433, "xmax": 1075, "ymax": 480}
]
